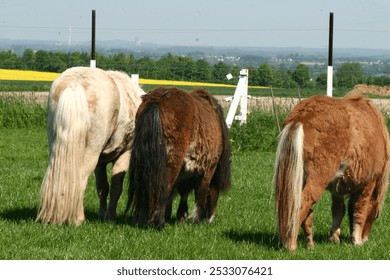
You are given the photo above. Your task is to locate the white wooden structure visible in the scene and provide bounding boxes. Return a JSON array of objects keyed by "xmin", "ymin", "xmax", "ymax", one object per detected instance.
[{"xmin": 225, "ymin": 69, "xmax": 249, "ymax": 128}]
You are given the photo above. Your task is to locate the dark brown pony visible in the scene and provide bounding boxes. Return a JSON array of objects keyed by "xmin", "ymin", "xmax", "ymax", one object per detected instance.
[
  {"xmin": 274, "ymin": 93, "xmax": 390, "ymax": 251},
  {"xmin": 126, "ymin": 87, "xmax": 231, "ymax": 229}
]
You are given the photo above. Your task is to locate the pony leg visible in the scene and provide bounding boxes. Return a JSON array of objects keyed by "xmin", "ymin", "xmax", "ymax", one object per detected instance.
[
  {"xmin": 107, "ymin": 170, "xmax": 126, "ymax": 220},
  {"xmin": 301, "ymin": 209, "xmax": 315, "ymax": 248},
  {"xmin": 348, "ymin": 192, "xmax": 357, "ymax": 240},
  {"xmin": 177, "ymin": 184, "xmax": 190, "ymax": 223},
  {"xmin": 149, "ymin": 165, "xmax": 180, "ymax": 229},
  {"xmin": 165, "ymin": 195, "xmax": 174, "ymax": 222},
  {"xmin": 76, "ymin": 152, "xmax": 101, "ymax": 225},
  {"xmin": 145, "ymin": 179, "xmax": 173, "ymax": 229},
  {"xmin": 329, "ymin": 194, "xmax": 346, "ymax": 243},
  {"xmin": 297, "ymin": 179, "xmax": 325, "ymax": 250},
  {"xmin": 361, "ymin": 177, "xmax": 389, "ymax": 242},
  {"xmin": 356, "ymin": 181, "xmax": 379, "ymax": 244},
  {"xmin": 205, "ymin": 186, "xmax": 220, "ymax": 224},
  {"xmin": 165, "ymin": 185, "xmax": 180, "ymax": 222},
  {"xmin": 361, "ymin": 200, "xmax": 376, "ymax": 243},
  {"xmin": 297, "ymin": 201, "xmax": 315, "ymax": 250},
  {"xmin": 363, "ymin": 176, "xmax": 389, "ymax": 242},
  {"xmin": 190, "ymin": 171, "xmax": 216, "ymax": 223},
  {"xmin": 176, "ymin": 178, "xmax": 200, "ymax": 223},
  {"xmin": 362, "ymin": 190, "xmax": 385, "ymax": 243},
  {"xmin": 95, "ymin": 162, "xmax": 109, "ymax": 219},
  {"xmin": 107, "ymin": 152, "xmax": 130, "ymax": 220},
  {"xmin": 349, "ymin": 182, "xmax": 376, "ymax": 245}
]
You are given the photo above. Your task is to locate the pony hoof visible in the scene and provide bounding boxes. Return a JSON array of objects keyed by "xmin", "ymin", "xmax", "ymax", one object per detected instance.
[
  {"xmin": 149, "ymin": 218, "xmax": 165, "ymax": 230},
  {"xmin": 106, "ymin": 212, "xmax": 116, "ymax": 221},
  {"xmin": 329, "ymin": 236, "xmax": 340, "ymax": 244},
  {"xmin": 207, "ymin": 215, "xmax": 216, "ymax": 224},
  {"xmin": 177, "ymin": 212, "xmax": 188, "ymax": 224},
  {"xmin": 283, "ymin": 241, "xmax": 297, "ymax": 252},
  {"xmin": 285, "ymin": 245, "xmax": 297, "ymax": 252},
  {"xmin": 352, "ymin": 239, "xmax": 364, "ymax": 246},
  {"xmin": 74, "ymin": 213, "xmax": 85, "ymax": 226},
  {"xmin": 189, "ymin": 217, "xmax": 200, "ymax": 224},
  {"xmin": 74, "ymin": 219, "xmax": 85, "ymax": 226},
  {"xmin": 306, "ymin": 242, "xmax": 315, "ymax": 249},
  {"xmin": 154, "ymin": 223, "xmax": 165, "ymax": 230},
  {"xmin": 99, "ymin": 211, "xmax": 116, "ymax": 222}
]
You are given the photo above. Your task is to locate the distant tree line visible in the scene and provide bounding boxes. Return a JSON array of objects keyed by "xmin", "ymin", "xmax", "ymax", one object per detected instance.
[{"xmin": 1, "ymin": 49, "xmax": 390, "ymax": 89}]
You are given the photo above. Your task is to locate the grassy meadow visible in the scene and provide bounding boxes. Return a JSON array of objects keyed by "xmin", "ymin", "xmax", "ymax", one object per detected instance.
[
  {"xmin": 1, "ymin": 94, "xmax": 390, "ymax": 260},
  {"xmin": 0, "ymin": 75, "xmax": 343, "ymax": 98}
]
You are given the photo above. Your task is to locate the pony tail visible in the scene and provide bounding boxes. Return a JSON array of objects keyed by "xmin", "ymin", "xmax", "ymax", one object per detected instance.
[
  {"xmin": 126, "ymin": 103, "xmax": 167, "ymax": 227},
  {"xmin": 37, "ymin": 86, "xmax": 90, "ymax": 225},
  {"xmin": 373, "ymin": 115, "xmax": 390, "ymax": 218},
  {"xmin": 212, "ymin": 102, "xmax": 232, "ymax": 192},
  {"xmin": 273, "ymin": 122, "xmax": 304, "ymax": 250}
]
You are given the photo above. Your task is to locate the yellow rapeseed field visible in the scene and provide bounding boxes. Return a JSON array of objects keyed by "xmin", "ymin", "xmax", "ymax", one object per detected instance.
[
  {"xmin": 0, "ymin": 69, "xmax": 60, "ymax": 81},
  {"xmin": 139, "ymin": 78, "xmax": 236, "ymax": 88},
  {"xmin": 0, "ymin": 68, "xmax": 266, "ymax": 89},
  {"xmin": 0, "ymin": 68, "xmax": 236, "ymax": 87}
]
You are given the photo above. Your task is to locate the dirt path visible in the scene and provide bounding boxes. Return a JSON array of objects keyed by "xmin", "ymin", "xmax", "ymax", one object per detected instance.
[{"xmin": 2, "ymin": 85, "xmax": 390, "ymax": 116}]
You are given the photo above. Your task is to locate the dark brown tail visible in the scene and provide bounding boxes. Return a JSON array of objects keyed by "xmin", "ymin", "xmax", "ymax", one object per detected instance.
[{"xmin": 126, "ymin": 102, "xmax": 167, "ymax": 228}]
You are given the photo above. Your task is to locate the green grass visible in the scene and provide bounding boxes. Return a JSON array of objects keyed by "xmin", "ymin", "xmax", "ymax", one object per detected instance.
[
  {"xmin": 1, "ymin": 99, "xmax": 390, "ymax": 260},
  {"xmin": 0, "ymin": 96, "xmax": 46, "ymax": 128},
  {"xmin": 0, "ymin": 79, "xmax": 341, "ymax": 98},
  {"xmin": 141, "ymin": 84, "xmax": 336, "ymax": 98},
  {"xmin": 0, "ymin": 80, "xmax": 52, "ymax": 92}
]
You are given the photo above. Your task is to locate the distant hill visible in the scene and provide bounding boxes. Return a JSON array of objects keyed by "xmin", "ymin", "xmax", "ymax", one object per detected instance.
[
  {"xmin": 2, "ymin": 39, "xmax": 390, "ymax": 72},
  {"xmin": 2, "ymin": 38, "xmax": 390, "ymax": 59}
]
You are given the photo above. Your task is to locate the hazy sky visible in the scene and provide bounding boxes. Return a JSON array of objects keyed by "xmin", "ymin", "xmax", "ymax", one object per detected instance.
[{"xmin": 1, "ymin": 0, "xmax": 390, "ymax": 49}]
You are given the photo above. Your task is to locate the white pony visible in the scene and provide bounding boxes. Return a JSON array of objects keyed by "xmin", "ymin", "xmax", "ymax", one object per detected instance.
[{"xmin": 37, "ymin": 67, "xmax": 144, "ymax": 225}]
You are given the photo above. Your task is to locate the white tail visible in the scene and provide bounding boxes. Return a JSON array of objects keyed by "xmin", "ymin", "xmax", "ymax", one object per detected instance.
[
  {"xmin": 37, "ymin": 85, "xmax": 90, "ymax": 225},
  {"xmin": 273, "ymin": 122, "xmax": 304, "ymax": 250}
]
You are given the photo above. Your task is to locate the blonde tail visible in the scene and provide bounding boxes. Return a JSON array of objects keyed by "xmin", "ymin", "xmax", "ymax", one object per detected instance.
[
  {"xmin": 273, "ymin": 122, "xmax": 304, "ymax": 251},
  {"xmin": 37, "ymin": 86, "xmax": 90, "ymax": 225}
]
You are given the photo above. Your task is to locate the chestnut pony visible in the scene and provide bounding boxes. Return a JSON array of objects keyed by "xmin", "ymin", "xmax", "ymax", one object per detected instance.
[
  {"xmin": 274, "ymin": 93, "xmax": 390, "ymax": 251},
  {"xmin": 37, "ymin": 67, "xmax": 144, "ymax": 225},
  {"xmin": 126, "ymin": 87, "xmax": 231, "ymax": 229}
]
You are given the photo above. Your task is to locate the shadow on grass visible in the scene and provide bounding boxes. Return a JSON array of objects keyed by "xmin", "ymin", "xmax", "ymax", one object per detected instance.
[
  {"xmin": 0, "ymin": 207, "xmax": 122, "ymax": 224},
  {"xmin": 111, "ymin": 212, "xmax": 185, "ymax": 229},
  {"xmin": 224, "ymin": 229, "xmax": 342, "ymax": 251},
  {"xmin": 0, "ymin": 207, "xmax": 37, "ymax": 222},
  {"xmin": 224, "ymin": 229, "xmax": 280, "ymax": 250},
  {"xmin": 0, "ymin": 206, "xmax": 160, "ymax": 228}
]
